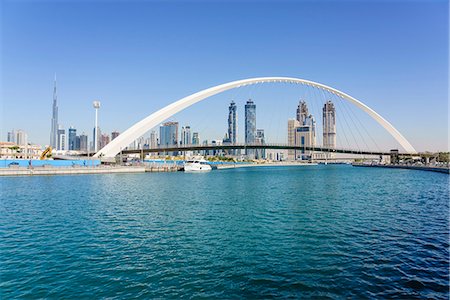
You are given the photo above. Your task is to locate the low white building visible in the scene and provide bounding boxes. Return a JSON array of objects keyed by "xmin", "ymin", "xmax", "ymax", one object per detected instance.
[{"xmin": 0, "ymin": 142, "xmax": 42, "ymax": 160}]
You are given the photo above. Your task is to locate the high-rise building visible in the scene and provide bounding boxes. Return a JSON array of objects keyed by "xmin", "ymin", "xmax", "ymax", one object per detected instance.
[
  {"xmin": 228, "ymin": 101, "xmax": 237, "ymax": 144},
  {"xmin": 15, "ymin": 130, "xmax": 28, "ymax": 146},
  {"xmin": 50, "ymin": 75, "xmax": 58, "ymax": 149},
  {"xmin": 323, "ymin": 100, "xmax": 336, "ymax": 149},
  {"xmin": 296, "ymin": 100, "xmax": 309, "ymax": 124},
  {"xmin": 68, "ymin": 126, "xmax": 77, "ymax": 150},
  {"xmin": 288, "ymin": 119, "xmax": 300, "ymax": 160},
  {"xmin": 245, "ymin": 99, "xmax": 256, "ymax": 157},
  {"xmin": 111, "ymin": 131, "xmax": 120, "ymax": 140},
  {"xmin": 149, "ymin": 130, "xmax": 158, "ymax": 149},
  {"xmin": 75, "ymin": 136, "xmax": 81, "ymax": 151},
  {"xmin": 192, "ymin": 132, "xmax": 200, "ymax": 145},
  {"xmin": 288, "ymin": 101, "xmax": 316, "ymax": 160},
  {"xmin": 100, "ymin": 133, "xmax": 110, "ymax": 149},
  {"xmin": 255, "ymin": 129, "xmax": 265, "ymax": 159},
  {"xmin": 181, "ymin": 126, "xmax": 191, "ymax": 146},
  {"xmin": 92, "ymin": 127, "xmax": 101, "ymax": 151},
  {"xmin": 57, "ymin": 126, "xmax": 66, "ymax": 150},
  {"xmin": 79, "ymin": 133, "xmax": 88, "ymax": 152},
  {"xmin": 7, "ymin": 131, "xmax": 15, "ymax": 143},
  {"xmin": 160, "ymin": 121, "xmax": 179, "ymax": 156}
]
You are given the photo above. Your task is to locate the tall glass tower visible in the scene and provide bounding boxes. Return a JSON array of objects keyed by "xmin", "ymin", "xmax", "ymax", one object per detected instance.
[
  {"xmin": 68, "ymin": 126, "xmax": 77, "ymax": 150},
  {"xmin": 159, "ymin": 121, "xmax": 179, "ymax": 156},
  {"xmin": 228, "ymin": 101, "xmax": 237, "ymax": 144},
  {"xmin": 49, "ymin": 75, "xmax": 58, "ymax": 148},
  {"xmin": 245, "ymin": 99, "xmax": 256, "ymax": 157}
]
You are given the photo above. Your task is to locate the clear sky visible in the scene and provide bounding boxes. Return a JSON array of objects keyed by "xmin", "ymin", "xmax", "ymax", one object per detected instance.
[{"xmin": 1, "ymin": 0, "xmax": 448, "ymax": 152}]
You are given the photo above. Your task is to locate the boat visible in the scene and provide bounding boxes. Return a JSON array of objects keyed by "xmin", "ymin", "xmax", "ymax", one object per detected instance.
[{"xmin": 184, "ymin": 158, "xmax": 212, "ymax": 172}]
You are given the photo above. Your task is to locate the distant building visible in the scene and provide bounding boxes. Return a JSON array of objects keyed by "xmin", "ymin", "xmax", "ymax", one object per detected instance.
[
  {"xmin": 57, "ymin": 126, "xmax": 66, "ymax": 150},
  {"xmin": 192, "ymin": 132, "xmax": 200, "ymax": 145},
  {"xmin": 181, "ymin": 126, "xmax": 191, "ymax": 146},
  {"xmin": 160, "ymin": 121, "xmax": 179, "ymax": 156},
  {"xmin": 92, "ymin": 127, "xmax": 101, "ymax": 151},
  {"xmin": 202, "ymin": 139, "xmax": 209, "ymax": 156},
  {"xmin": 149, "ymin": 130, "xmax": 157, "ymax": 149},
  {"xmin": 288, "ymin": 119, "xmax": 300, "ymax": 160},
  {"xmin": 100, "ymin": 133, "xmax": 110, "ymax": 149},
  {"xmin": 0, "ymin": 142, "xmax": 41, "ymax": 160},
  {"xmin": 111, "ymin": 131, "xmax": 120, "ymax": 140},
  {"xmin": 255, "ymin": 129, "xmax": 265, "ymax": 159},
  {"xmin": 79, "ymin": 133, "xmax": 88, "ymax": 152},
  {"xmin": 296, "ymin": 100, "xmax": 309, "ymax": 124},
  {"xmin": 228, "ymin": 101, "xmax": 238, "ymax": 154},
  {"xmin": 266, "ymin": 149, "xmax": 287, "ymax": 161},
  {"xmin": 288, "ymin": 100, "xmax": 316, "ymax": 160},
  {"xmin": 7, "ymin": 131, "xmax": 15, "ymax": 143},
  {"xmin": 14, "ymin": 130, "xmax": 28, "ymax": 146},
  {"xmin": 75, "ymin": 136, "xmax": 81, "ymax": 151},
  {"xmin": 245, "ymin": 99, "xmax": 256, "ymax": 158},
  {"xmin": 50, "ymin": 75, "xmax": 58, "ymax": 149},
  {"xmin": 323, "ymin": 100, "xmax": 336, "ymax": 158},
  {"xmin": 68, "ymin": 126, "xmax": 77, "ymax": 150}
]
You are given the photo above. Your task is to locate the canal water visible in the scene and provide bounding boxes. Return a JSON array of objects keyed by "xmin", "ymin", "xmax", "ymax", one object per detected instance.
[{"xmin": 1, "ymin": 165, "xmax": 448, "ymax": 298}]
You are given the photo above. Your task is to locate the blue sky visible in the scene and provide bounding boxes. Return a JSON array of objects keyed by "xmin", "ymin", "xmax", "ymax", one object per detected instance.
[{"xmin": 1, "ymin": 0, "xmax": 448, "ymax": 152}]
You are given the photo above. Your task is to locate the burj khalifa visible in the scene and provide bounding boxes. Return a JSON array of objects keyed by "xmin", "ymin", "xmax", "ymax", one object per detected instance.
[{"xmin": 49, "ymin": 75, "xmax": 58, "ymax": 149}]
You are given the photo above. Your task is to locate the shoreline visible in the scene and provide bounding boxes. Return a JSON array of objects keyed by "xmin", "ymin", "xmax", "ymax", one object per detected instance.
[
  {"xmin": 0, "ymin": 165, "xmax": 146, "ymax": 177},
  {"xmin": 352, "ymin": 163, "xmax": 449, "ymax": 174}
]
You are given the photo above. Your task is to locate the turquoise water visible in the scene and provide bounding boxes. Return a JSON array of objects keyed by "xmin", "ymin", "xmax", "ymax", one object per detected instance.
[{"xmin": 1, "ymin": 165, "xmax": 448, "ymax": 298}]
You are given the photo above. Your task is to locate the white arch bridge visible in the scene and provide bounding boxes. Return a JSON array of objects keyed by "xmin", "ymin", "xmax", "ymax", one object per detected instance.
[{"xmin": 94, "ymin": 77, "xmax": 416, "ymax": 158}]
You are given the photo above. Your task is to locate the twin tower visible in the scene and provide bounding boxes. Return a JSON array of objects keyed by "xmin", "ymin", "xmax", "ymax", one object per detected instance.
[{"xmin": 288, "ymin": 100, "xmax": 336, "ymax": 160}]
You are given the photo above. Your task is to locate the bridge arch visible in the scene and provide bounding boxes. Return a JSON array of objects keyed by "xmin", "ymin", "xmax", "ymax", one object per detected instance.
[{"xmin": 94, "ymin": 77, "xmax": 416, "ymax": 158}]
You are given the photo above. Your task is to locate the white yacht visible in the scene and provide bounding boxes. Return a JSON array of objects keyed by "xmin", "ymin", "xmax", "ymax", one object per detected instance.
[{"xmin": 184, "ymin": 158, "xmax": 212, "ymax": 172}]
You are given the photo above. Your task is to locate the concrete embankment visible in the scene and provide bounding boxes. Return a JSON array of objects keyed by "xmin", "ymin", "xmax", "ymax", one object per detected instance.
[
  {"xmin": 0, "ymin": 166, "xmax": 146, "ymax": 176},
  {"xmin": 352, "ymin": 164, "xmax": 449, "ymax": 174}
]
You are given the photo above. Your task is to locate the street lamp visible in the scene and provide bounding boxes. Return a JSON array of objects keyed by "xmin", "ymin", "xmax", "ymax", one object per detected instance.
[{"xmin": 93, "ymin": 100, "xmax": 101, "ymax": 153}]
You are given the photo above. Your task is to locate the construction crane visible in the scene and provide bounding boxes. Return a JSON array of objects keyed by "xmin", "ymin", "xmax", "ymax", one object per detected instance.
[{"xmin": 40, "ymin": 146, "xmax": 52, "ymax": 160}]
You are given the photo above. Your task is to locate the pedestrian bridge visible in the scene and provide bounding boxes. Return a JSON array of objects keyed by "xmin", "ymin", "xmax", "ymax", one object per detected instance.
[
  {"xmin": 94, "ymin": 76, "xmax": 417, "ymax": 158},
  {"xmin": 119, "ymin": 143, "xmax": 416, "ymax": 157}
]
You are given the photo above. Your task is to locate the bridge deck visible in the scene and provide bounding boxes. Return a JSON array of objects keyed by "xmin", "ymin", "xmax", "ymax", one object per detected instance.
[{"xmin": 119, "ymin": 144, "xmax": 416, "ymax": 157}]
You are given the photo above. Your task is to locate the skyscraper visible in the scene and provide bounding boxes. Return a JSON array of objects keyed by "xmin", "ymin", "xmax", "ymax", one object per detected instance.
[
  {"xmin": 288, "ymin": 119, "xmax": 300, "ymax": 160},
  {"xmin": 255, "ymin": 129, "xmax": 265, "ymax": 159},
  {"xmin": 79, "ymin": 133, "xmax": 88, "ymax": 152},
  {"xmin": 228, "ymin": 101, "xmax": 237, "ymax": 144},
  {"xmin": 192, "ymin": 132, "xmax": 199, "ymax": 145},
  {"xmin": 92, "ymin": 127, "xmax": 102, "ymax": 151},
  {"xmin": 296, "ymin": 100, "xmax": 309, "ymax": 124},
  {"xmin": 323, "ymin": 100, "xmax": 336, "ymax": 149},
  {"xmin": 149, "ymin": 130, "xmax": 157, "ymax": 149},
  {"xmin": 7, "ymin": 131, "xmax": 15, "ymax": 143},
  {"xmin": 181, "ymin": 126, "xmax": 191, "ymax": 146},
  {"xmin": 50, "ymin": 75, "xmax": 58, "ymax": 149},
  {"xmin": 245, "ymin": 99, "xmax": 256, "ymax": 157},
  {"xmin": 15, "ymin": 130, "xmax": 28, "ymax": 146},
  {"xmin": 68, "ymin": 126, "xmax": 77, "ymax": 150},
  {"xmin": 159, "ymin": 121, "xmax": 179, "ymax": 156},
  {"xmin": 288, "ymin": 100, "xmax": 317, "ymax": 160}
]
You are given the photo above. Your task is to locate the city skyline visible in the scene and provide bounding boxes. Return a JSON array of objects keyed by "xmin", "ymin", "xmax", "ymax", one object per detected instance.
[{"xmin": 1, "ymin": 1, "xmax": 448, "ymax": 152}]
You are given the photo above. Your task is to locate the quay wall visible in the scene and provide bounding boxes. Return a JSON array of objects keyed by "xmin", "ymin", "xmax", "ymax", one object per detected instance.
[
  {"xmin": 353, "ymin": 164, "xmax": 449, "ymax": 174},
  {"xmin": 0, "ymin": 166, "xmax": 145, "ymax": 177}
]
